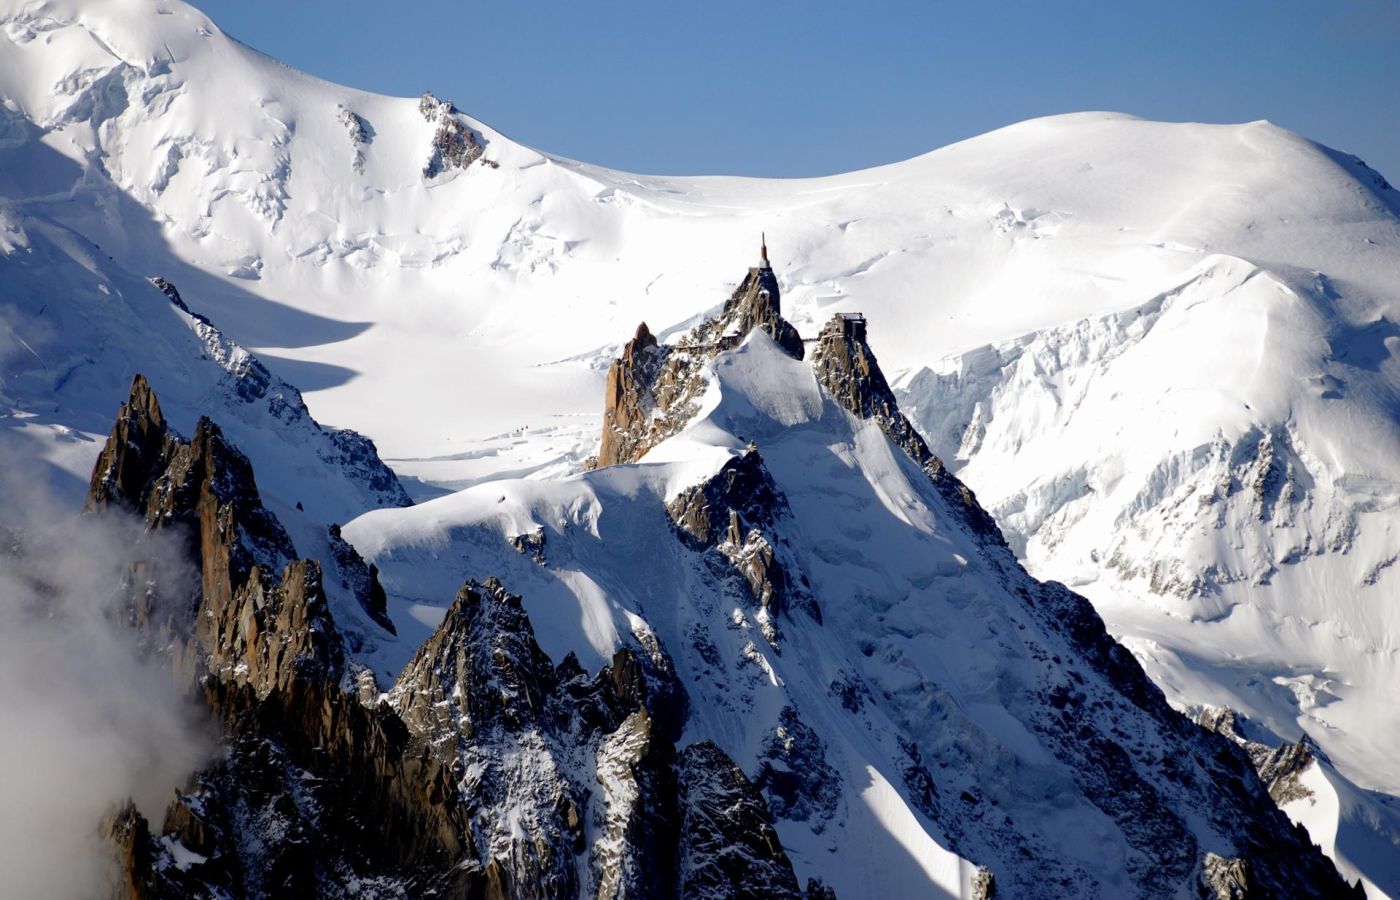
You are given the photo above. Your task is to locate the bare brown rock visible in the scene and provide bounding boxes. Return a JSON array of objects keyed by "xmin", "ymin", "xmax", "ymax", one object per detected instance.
[
  {"xmin": 595, "ymin": 248, "xmax": 804, "ymax": 468},
  {"xmin": 811, "ymin": 312, "xmax": 1005, "ymax": 544},
  {"xmin": 599, "ymin": 322, "xmax": 664, "ymax": 467}
]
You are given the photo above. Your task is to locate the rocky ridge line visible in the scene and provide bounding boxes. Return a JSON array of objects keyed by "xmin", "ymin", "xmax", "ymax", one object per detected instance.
[
  {"xmin": 587, "ymin": 251, "xmax": 1365, "ymax": 898},
  {"xmin": 90, "ymin": 375, "xmax": 812, "ymax": 898}
]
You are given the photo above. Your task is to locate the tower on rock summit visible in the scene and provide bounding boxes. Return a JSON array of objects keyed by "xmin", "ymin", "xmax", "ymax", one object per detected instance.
[{"xmin": 760, "ymin": 233, "xmax": 772, "ymax": 271}]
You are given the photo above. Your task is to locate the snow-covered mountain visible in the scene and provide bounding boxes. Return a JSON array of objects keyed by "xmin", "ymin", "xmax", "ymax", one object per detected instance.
[{"xmin": 2, "ymin": 0, "xmax": 1399, "ymax": 895}]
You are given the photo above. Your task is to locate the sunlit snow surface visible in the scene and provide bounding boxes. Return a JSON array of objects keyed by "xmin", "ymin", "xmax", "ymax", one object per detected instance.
[{"xmin": 3, "ymin": 0, "xmax": 1400, "ymax": 893}]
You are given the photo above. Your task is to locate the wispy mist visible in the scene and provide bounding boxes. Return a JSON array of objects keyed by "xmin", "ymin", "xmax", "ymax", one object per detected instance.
[{"xmin": 0, "ymin": 444, "xmax": 212, "ymax": 898}]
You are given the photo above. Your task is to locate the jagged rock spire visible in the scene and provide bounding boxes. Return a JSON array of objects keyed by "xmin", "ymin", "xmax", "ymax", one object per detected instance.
[
  {"xmin": 85, "ymin": 374, "xmax": 172, "ymax": 514},
  {"xmin": 593, "ymin": 252, "xmax": 804, "ymax": 468}
]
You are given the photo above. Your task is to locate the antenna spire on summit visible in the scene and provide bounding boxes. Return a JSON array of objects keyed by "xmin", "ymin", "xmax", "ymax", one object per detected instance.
[{"xmin": 760, "ymin": 232, "xmax": 770, "ymax": 269}]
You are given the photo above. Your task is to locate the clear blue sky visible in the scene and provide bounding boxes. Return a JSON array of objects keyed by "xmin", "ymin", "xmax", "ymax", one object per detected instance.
[{"xmin": 198, "ymin": 0, "xmax": 1400, "ymax": 180}]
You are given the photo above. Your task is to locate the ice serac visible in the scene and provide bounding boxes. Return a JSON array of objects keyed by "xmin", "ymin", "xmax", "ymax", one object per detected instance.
[{"xmin": 596, "ymin": 255, "xmax": 806, "ymax": 468}]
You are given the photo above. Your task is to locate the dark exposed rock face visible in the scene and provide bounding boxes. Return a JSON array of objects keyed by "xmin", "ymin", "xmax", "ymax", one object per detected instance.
[
  {"xmin": 810, "ymin": 312, "xmax": 1005, "ymax": 544},
  {"xmin": 390, "ymin": 578, "xmax": 584, "ymax": 898},
  {"xmin": 754, "ymin": 706, "xmax": 842, "ymax": 832},
  {"xmin": 595, "ymin": 257, "xmax": 804, "ymax": 468},
  {"xmin": 676, "ymin": 741, "xmax": 803, "ymax": 900},
  {"xmin": 89, "ymin": 382, "xmax": 801, "ymax": 899},
  {"xmin": 111, "ymin": 676, "xmax": 481, "ymax": 898},
  {"xmin": 692, "ymin": 311, "xmax": 1356, "ymax": 896},
  {"xmin": 383, "ymin": 576, "xmax": 815, "ymax": 900},
  {"xmin": 420, "ymin": 91, "xmax": 485, "ymax": 177},
  {"xmin": 592, "ymin": 708, "xmax": 679, "ymax": 900},
  {"xmin": 327, "ymin": 522, "xmax": 397, "ymax": 635},
  {"xmin": 667, "ymin": 448, "xmax": 816, "ymax": 640},
  {"xmin": 90, "ymin": 376, "xmax": 480, "ymax": 898},
  {"xmin": 1024, "ymin": 580, "xmax": 1362, "ymax": 899},
  {"xmin": 1197, "ymin": 706, "xmax": 1318, "ymax": 806}
]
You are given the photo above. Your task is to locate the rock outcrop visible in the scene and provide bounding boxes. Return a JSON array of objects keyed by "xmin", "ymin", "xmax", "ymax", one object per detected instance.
[
  {"xmin": 668, "ymin": 448, "xmax": 817, "ymax": 641},
  {"xmin": 327, "ymin": 522, "xmax": 397, "ymax": 635},
  {"xmin": 676, "ymin": 741, "xmax": 803, "ymax": 900},
  {"xmin": 85, "ymin": 373, "xmax": 172, "ymax": 515},
  {"xmin": 390, "ymin": 578, "xmax": 585, "ymax": 897},
  {"xmin": 599, "ymin": 322, "xmax": 667, "ymax": 468},
  {"xmin": 810, "ymin": 312, "xmax": 1004, "ymax": 543},
  {"xmin": 337, "ymin": 104, "xmax": 370, "ymax": 173},
  {"xmin": 419, "ymin": 91, "xmax": 485, "ymax": 177},
  {"xmin": 722, "ymin": 264, "xmax": 805, "ymax": 360},
  {"xmin": 1197, "ymin": 706, "xmax": 1319, "ymax": 806},
  {"xmin": 1201, "ymin": 852, "xmax": 1252, "ymax": 899}
]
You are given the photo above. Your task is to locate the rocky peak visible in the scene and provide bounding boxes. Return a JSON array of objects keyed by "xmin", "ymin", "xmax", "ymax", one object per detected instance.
[
  {"xmin": 722, "ymin": 265, "xmax": 805, "ymax": 361},
  {"xmin": 811, "ymin": 312, "xmax": 1006, "ymax": 544},
  {"xmin": 1197, "ymin": 706, "xmax": 1319, "ymax": 806},
  {"xmin": 595, "ymin": 245, "xmax": 805, "ymax": 468},
  {"xmin": 392, "ymin": 577, "xmax": 558, "ymax": 740},
  {"xmin": 811, "ymin": 312, "xmax": 936, "ymax": 468},
  {"xmin": 390, "ymin": 578, "xmax": 586, "ymax": 897},
  {"xmin": 599, "ymin": 321, "xmax": 667, "ymax": 467},
  {"xmin": 85, "ymin": 374, "xmax": 175, "ymax": 514},
  {"xmin": 88, "ymin": 386, "xmax": 481, "ymax": 897}
]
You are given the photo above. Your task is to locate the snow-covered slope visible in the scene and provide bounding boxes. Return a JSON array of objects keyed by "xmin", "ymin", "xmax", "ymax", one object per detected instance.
[
  {"xmin": 0, "ymin": 197, "xmax": 409, "ymax": 524},
  {"xmin": 3, "ymin": 0, "xmax": 1399, "ymax": 893},
  {"xmin": 344, "ymin": 326, "xmax": 1345, "ymax": 897}
]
